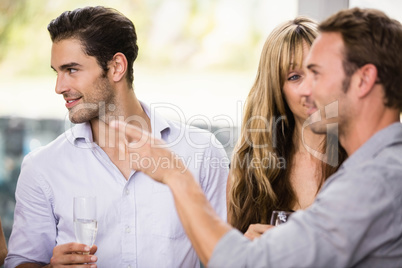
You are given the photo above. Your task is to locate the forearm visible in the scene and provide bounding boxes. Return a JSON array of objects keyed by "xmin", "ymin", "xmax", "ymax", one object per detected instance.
[{"xmin": 167, "ymin": 171, "xmax": 232, "ymax": 266}]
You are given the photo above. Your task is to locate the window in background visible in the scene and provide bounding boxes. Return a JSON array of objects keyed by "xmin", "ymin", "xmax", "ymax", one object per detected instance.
[{"xmin": 349, "ymin": 0, "xmax": 402, "ymax": 22}]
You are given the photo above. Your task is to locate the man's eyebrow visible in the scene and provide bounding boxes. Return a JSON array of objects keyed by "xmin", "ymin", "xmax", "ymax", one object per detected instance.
[
  {"xmin": 307, "ymin": 63, "xmax": 319, "ymax": 70},
  {"xmin": 51, "ymin": 62, "xmax": 82, "ymax": 72}
]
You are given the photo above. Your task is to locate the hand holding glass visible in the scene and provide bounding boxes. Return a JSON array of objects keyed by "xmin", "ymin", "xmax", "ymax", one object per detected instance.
[
  {"xmin": 73, "ymin": 196, "xmax": 98, "ymax": 251},
  {"xmin": 270, "ymin": 210, "xmax": 293, "ymax": 226}
]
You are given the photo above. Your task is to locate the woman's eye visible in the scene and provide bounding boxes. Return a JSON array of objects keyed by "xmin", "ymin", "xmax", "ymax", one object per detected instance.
[{"xmin": 288, "ymin": 74, "xmax": 300, "ymax": 81}]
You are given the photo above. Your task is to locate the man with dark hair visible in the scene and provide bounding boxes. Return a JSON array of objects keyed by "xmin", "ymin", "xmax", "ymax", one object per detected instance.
[
  {"xmin": 5, "ymin": 6, "xmax": 228, "ymax": 267},
  {"xmin": 319, "ymin": 8, "xmax": 402, "ymax": 106},
  {"xmin": 112, "ymin": 7, "xmax": 402, "ymax": 268}
]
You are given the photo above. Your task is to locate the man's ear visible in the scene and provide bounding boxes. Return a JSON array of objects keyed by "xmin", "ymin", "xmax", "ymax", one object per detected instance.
[
  {"xmin": 110, "ymin": 53, "xmax": 128, "ymax": 82},
  {"xmin": 357, "ymin": 63, "xmax": 378, "ymax": 98}
]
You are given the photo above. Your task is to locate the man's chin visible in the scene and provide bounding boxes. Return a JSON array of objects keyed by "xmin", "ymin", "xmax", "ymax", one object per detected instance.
[
  {"xmin": 309, "ymin": 120, "xmax": 339, "ymax": 136},
  {"xmin": 69, "ymin": 112, "xmax": 90, "ymax": 124},
  {"xmin": 69, "ymin": 117, "xmax": 85, "ymax": 124},
  {"xmin": 309, "ymin": 121, "xmax": 328, "ymax": 134},
  {"xmin": 68, "ymin": 103, "xmax": 99, "ymax": 124}
]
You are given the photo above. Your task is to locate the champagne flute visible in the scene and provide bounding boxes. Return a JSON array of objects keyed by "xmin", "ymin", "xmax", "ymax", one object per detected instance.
[
  {"xmin": 270, "ymin": 210, "xmax": 293, "ymax": 226},
  {"xmin": 73, "ymin": 196, "xmax": 98, "ymax": 253}
]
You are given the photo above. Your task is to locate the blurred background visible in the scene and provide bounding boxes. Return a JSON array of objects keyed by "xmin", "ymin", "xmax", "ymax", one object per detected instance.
[{"xmin": 0, "ymin": 0, "xmax": 401, "ymax": 259}]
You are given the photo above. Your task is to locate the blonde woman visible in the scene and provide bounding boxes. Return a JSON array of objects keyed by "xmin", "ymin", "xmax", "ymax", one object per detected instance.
[{"xmin": 228, "ymin": 17, "xmax": 347, "ymax": 238}]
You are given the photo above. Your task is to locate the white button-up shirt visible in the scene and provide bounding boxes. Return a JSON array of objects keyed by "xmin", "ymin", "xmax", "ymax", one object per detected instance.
[{"xmin": 6, "ymin": 102, "xmax": 229, "ymax": 268}]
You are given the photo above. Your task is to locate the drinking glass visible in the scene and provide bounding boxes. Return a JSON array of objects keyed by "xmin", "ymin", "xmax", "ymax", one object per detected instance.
[
  {"xmin": 270, "ymin": 210, "xmax": 293, "ymax": 226},
  {"xmin": 73, "ymin": 196, "xmax": 98, "ymax": 251}
]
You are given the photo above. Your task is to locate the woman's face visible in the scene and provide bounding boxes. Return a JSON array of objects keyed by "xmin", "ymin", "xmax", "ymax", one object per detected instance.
[{"xmin": 282, "ymin": 42, "xmax": 311, "ymax": 125}]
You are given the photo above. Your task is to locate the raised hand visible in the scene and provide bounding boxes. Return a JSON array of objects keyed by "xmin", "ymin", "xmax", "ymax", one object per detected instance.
[{"xmin": 110, "ymin": 120, "xmax": 189, "ymax": 185}]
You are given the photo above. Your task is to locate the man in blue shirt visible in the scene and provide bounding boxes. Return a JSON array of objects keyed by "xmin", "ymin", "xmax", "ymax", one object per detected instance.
[{"xmin": 112, "ymin": 7, "xmax": 402, "ymax": 268}]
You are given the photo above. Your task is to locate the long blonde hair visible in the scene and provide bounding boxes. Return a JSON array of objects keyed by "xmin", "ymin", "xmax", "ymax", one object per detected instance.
[{"xmin": 228, "ymin": 17, "xmax": 345, "ymax": 233}]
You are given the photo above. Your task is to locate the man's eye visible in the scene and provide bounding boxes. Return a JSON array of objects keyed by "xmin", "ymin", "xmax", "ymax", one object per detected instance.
[
  {"xmin": 288, "ymin": 74, "xmax": 300, "ymax": 81},
  {"xmin": 308, "ymin": 69, "xmax": 319, "ymax": 78},
  {"xmin": 68, "ymin": 68, "xmax": 78, "ymax": 74}
]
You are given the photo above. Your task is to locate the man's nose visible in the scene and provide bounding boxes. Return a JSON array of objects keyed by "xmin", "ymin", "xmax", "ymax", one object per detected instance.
[
  {"xmin": 55, "ymin": 74, "xmax": 69, "ymax": 95},
  {"xmin": 299, "ymin": 73, "xmax": 313, "ymax": 96}
]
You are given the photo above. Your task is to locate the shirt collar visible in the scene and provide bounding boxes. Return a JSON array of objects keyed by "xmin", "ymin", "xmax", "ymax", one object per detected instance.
[
  {"xmin": 139, "ymin": 101, "xmax": 170, "ymax": 140},
  {"xmin": 342, "ymin": 122, "xmax": 402, "ymax": 169},
  {"xmin": 68, "ymin": 100, "xmax": 171, "ymax": 145},
  {"xmin": 66, "ymin": 122, "xmax": 95, "ymax": 148}
]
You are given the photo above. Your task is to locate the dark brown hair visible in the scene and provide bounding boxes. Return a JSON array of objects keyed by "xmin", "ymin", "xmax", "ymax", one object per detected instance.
[
  {"xmin": 320, "ymin": 7, "xmax": 402, "ymax": 109},
  {"xmin": 48, "ymin": 6, "xmax": 138, "ymax": 87}
]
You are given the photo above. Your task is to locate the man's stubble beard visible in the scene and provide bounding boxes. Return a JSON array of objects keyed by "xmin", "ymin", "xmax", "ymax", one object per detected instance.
[{"xmin": 68, "ymin": 76, "xmax": 115, "ymax": 124}]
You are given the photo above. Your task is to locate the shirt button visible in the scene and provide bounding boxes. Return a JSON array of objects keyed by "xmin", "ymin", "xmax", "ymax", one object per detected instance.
[
  {"xmin": 125, "ymin": 189, "xmax": 130, "ymax": 195},
  {"xmin": 127, "ymin": 266, "xmax": 131, "ymax": 268},
  {"xmin": 125, "ymin": 226, "xmax": 131, "ymax": 233}
]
